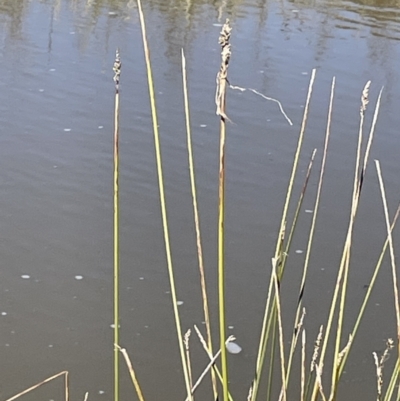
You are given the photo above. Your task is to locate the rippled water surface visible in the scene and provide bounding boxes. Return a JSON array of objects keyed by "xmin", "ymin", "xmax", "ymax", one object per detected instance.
[{"xmin": 0, "ymin": 0, "xmax": 400, "ymax": 400}]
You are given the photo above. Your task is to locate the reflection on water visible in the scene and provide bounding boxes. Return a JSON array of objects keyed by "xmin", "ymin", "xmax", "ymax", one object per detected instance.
[
  {"xmin": 0, "ymin": 0, "xmax": 399, "ymax": 400},
  {"xmin": 0, "ymin": 0, "xmax": 399, "ymax": 65}
]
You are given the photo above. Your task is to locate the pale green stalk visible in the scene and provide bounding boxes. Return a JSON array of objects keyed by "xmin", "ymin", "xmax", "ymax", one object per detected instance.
[
  {"xmin": 251, "ymin": 69, "xmax": 316, "ymax": 401},
  {"xmin": 330, "ymin": 85, "xmax": 383, "ymax": 399},
  {"xmin": 218, "ymin": 97, "xmax": 228, "ymax": 401},
  {"xmin": 330, "ymin": 83, "xmax": 371, "ymax": 400},
  {"xmin": 269, "ymin": 148, "xmax": 317, "ymax": 400},
  {"xmin": 113, "ymin": 49, "xmax": 121, "ymax": 401},
  {"xmin": 272, "ymin": 257, "xmax": 287, "ymax": 401},
  {"xmin": 385, "ymin": 360, "xmax": 400, "ymax": 401},
  {"xmin": 376, "ymin": 161, "xmax": 400, "ymax": 361},
  {"xmin": 266, "ymin": 307, "xmax": 277, "ymax": 401},
  {"xmin": 301, "ymin": 330, "xmax": 306, "ymax": 401},
  {"xmin": 136, "ymin": 1, "xmax": 192, "ymax": 397},
  {"xmin": 260, "ymin": 152, "xmax": 317, "ymax": 401},
  {"xmin": 286, "ymin": 77, "xmax": 335, "ymax": 388},
  {"xmin": 216, "ymin": 20, "xmax": 232, "ymax": 401},
  {"xmin": 310, "ymin": 81, "xmax": 371, "ymax": 401},
  {"xmin": 336, "ymin": 87, "xmax": 385, "ymax": 378}
]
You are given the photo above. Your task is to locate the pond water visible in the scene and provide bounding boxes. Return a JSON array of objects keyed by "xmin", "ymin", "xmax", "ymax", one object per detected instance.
[{"xmin": 0, "ymin": 0, "xmax": 400, "ymax": 400}]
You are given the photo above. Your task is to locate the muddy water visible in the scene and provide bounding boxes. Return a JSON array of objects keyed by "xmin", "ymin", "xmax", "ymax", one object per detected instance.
[{"xmin": 0, "ymin": 0, "xmax": 399, "ymax": 400}]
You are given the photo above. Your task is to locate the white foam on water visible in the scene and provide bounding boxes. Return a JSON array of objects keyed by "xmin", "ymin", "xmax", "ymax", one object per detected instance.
[
  {"xmin": 200, "ymin": 124, "xmax": 207, "ymax": 127},
  {"xmin": 228, "ymin": 325, "xmax": 234, "ymax": 329},
  {"xmin": 177, "ymin": 301, "xmax": 184, "ymax": 306},
  {"xmin": 296, "ymin": 250, "xmax": 304, "ymax": 254},
  {"xmin": 1, "ymin": 312, "xmax": 7, "ymax": 316},
  {"xmin": 99, "ymin": 391, "xmax": 105, "ymax": 395},
  {"xmin": 226, "ymin": 342, "xmax": 242, "ymax": 354},
  {"xmin": 64, "ymin": 128, "xmax": 71, "ymax": 132},
  {"xmin": 75, "ymin": 275, "xmax": 83, "ymax": 280},
  {"xmin": 305, "ymin": 209, "xmax": 313, "ymax": 213},
  {"xmin": 21, "ymin": 275, "xmax": 30, "ymax": 279}
]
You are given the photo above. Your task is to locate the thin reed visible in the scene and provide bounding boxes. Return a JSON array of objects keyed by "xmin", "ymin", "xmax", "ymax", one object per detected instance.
[
  {"xmin": 136, "ymin": 0, "xmax": 192, "ymax": 399},
  {"xmin": 215, "ymin": 19, "xmax": 232, "ymax": 401},
  {"xmin": 182, "ymin": 48, "xmax": 217, "ymax": 400},
  {"xmin": 113, "ymin": 48, "xmax": 121, "ymax": 401}
]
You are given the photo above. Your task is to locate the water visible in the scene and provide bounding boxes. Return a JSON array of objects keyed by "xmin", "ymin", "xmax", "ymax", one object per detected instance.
[{"xmin": 0, "ymin": 0, "xmax": 399, "ymax": 400}]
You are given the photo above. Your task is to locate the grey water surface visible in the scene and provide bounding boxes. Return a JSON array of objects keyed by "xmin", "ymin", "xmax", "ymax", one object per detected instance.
[{"xmin": 0, "ymin": 0, "xmax": 400, "ymax": 400}]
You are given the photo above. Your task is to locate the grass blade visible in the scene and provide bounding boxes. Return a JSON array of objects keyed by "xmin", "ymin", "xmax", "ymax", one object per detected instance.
[{"xmin": 136, "ymin": 0, "xmax": 192, "ymax": 397}]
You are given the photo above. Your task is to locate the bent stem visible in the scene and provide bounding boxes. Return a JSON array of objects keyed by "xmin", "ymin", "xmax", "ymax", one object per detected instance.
[{"xmin": 117, "ymin": 346, "xmax": 146, "ymax": 401}]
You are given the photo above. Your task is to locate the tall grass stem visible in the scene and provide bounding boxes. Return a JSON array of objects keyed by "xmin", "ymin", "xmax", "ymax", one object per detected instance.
[
  {"xmin": 375, "ymin": 161, "xmax": 400, "ymax": 359},
  {"xmin": 113, "ymin": 49, "xmax": 121, "ymax": 401},
  {"xmin": 136, "ymin": 0, "xmax": 192, "ymax": 397},
  {"xmin": 181, "ymin": 49, "xmax": 217, "ymax": 399},
  {"xmin": 251, "ymin": 69, "xmax": 316, "ymax": 401},
  {"xmin": 216, "ymin": 20, "xmax": 232, "ymax": 401}
]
